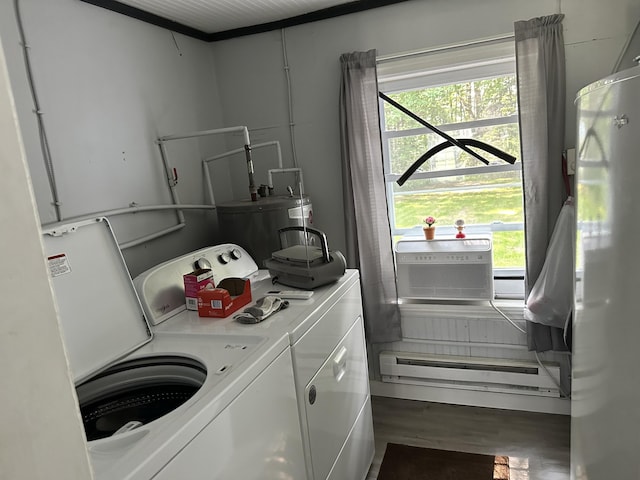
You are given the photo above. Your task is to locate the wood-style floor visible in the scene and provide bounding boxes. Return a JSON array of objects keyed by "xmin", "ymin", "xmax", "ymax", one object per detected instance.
[{"xmin": 366, "ymin": 396, "xmax": 571, "ymax": 480}]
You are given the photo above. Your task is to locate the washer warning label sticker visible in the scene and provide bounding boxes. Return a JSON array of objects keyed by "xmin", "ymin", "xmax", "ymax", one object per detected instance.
[{"xmin": 47, "ymin": 253, "xmax": 71, "ymax": 277}]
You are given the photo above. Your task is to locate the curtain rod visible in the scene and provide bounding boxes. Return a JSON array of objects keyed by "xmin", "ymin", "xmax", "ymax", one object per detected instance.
[{"xmin": 376, "ymin": 33, "xmax": 515, "ymax": 64}]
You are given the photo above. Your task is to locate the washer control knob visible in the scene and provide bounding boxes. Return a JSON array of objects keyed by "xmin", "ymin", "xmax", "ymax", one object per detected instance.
[
  {"xmin": 218, "ymin": 252, "xmax": 231, "ymax": 264},
  {"xmin": 230, "ymin": 248, "xmax": 242, "ymax": 260},
  {"xmin": 195, "ymin": 257, "xmax": 212, "ymax": 270}
]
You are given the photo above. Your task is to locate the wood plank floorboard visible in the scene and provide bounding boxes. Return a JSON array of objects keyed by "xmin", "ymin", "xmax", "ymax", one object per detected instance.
[{"xmin": 367, "ymin": 395, "xmax": 570, "ymax": 480}]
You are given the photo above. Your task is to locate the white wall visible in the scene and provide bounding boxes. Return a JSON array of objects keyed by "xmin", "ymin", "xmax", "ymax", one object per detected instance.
[
  {"xmin": 0, "ymin": 0, "xmax": 235, "ymax": 277},
  {"xmin": 1, "ymin": 0, "xmax": 637, "ymax": 270},
  {"xmin": 211, "ymin": 0, "xmax": 640, "ymax": 256},
  {"xmin": 0, "ymin": 34, "xmax": 93, "ymax": 480}
]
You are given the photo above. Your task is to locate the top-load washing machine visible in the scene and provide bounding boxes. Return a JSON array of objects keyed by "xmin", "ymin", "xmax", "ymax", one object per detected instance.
[
  {"xmin": 42, "ymin": 218, "xmax": 307, "ymax": 479},
  {"xmin": 43, "ymin": 217, "xmax": 375, "ymax": 480}
]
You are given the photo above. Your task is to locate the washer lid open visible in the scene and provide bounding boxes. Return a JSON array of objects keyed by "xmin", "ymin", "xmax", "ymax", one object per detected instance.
[{"xmin": 42, "ymin": 218, "xmax": 152, "ymax": 384}]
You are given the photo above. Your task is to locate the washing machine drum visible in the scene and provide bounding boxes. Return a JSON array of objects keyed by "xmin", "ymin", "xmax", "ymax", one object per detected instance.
[{"xmin": 76, "ymin": 355, "xmax": 206, "ymax": 441}]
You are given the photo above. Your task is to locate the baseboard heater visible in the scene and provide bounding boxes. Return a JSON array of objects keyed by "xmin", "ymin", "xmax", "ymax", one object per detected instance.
[{"xmin": 379, "ymin": 351, "xmax": 561, "ymax": 397}]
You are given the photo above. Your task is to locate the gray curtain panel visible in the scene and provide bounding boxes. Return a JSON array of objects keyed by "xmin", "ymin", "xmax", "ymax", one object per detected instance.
[
  {"xmin": 339, "ymin": 49, "xmax": 402, "ymax": 344},
  {"xmin": 515, "ymin": 14, "xmax": 569, "ymax": 352}
]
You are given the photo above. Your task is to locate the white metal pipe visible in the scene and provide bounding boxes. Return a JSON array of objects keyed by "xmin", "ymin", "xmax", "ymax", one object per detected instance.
[
  {"xmin": 159, "ymin": 126, "xmax": 249, "ymax": 143},
  {"xmin": 157, "ymin": 140, "xmax": 186, "ymax": 224},
  {"xmin": 202, "ymin": 140, "xmax": 286, "ymax": 206},
  {"xmin": 41, "ymin": 204, "xmax": 216, "ymax": 228},
  {"xmin": 273, "ymin": 141, "xmax": 283, "ymax": 169},
  {"xmin": 159, "ymin": 125, "xmax": 255, "ymax": 199},
  {"xmin": 202, "ymin": 141, "xmax": 283, "ymax": 166},
  {"xmin": 204, "ymin": 145, "xmax": 246, "ymax": 163},
  {"xmin": 170, "ymin": 187, "xmax": 189, "ymax": 222},
  {"xmin": 281, "ymin": 29, "xmax": 299, "ymax": 169},
  {"xmin": 48, "ymin": 126, "xmax": 258, "ymax": 250},
  {"xmin": 119, "ymin": 223, "xmax": 185, "ymax": 250},
  {"xmin": 159, "ymin": 125, "xmax": 258, "ymax": 206},
  {"xmin": 203, "ymin": 163, "xmax": 216, "ymax": 207},
  {"xmin": 267, "ymin": 168, "xmax": 304, "ymax": 192}
]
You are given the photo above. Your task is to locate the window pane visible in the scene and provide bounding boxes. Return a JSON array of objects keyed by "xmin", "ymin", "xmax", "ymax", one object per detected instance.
[
  {"xmin": 388, "ymin": 124, "xmax": 520, "ymax": 175},
  {"xmin": 389, "ymin": 172, "xmax": 525, "ymax": 268},
  {"xmin": 391, "ymin": 172, "xmax": 523, "ymax": 227},
  {"xmin": 383, "ymin": 76, "xmax": 518, "ymax": 131},
  {"xmin": 492, "ymin": 231, "xmax": 526, "ymax": 269}
]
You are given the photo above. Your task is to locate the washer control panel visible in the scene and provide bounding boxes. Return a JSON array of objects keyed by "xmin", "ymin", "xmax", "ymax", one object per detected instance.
[{"xmin": 133, "ymin": 244, "xmax": 258, "ymax": 325}]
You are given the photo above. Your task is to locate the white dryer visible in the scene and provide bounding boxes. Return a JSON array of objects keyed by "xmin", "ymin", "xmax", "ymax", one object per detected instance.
[{"xmin": 42, "ymin": 218, "xmax": 307, "ymax": 480}]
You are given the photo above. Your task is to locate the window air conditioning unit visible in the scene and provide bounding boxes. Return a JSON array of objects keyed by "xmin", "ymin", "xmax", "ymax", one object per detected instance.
[{"xmin": 395, "ymin": 238, "xmax": 494, "ymax": 301}]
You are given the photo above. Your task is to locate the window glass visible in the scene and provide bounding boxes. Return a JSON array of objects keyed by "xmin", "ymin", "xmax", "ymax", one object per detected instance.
[
  {"xmin": 383, "ymin": 77, "xmax": 518, "ymax": 131},
  {"xmin": 386, "ymin": 123, "xmax": 520, "ymax": 175},
  {"xmin": 388, "ymin": 173, "xmax": 524, "ymax": 269}
]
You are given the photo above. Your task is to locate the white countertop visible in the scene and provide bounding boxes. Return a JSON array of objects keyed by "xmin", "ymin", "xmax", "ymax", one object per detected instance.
[{"xmin": 154, "ymin": 269, "xmax": 360, "ymax": 343}]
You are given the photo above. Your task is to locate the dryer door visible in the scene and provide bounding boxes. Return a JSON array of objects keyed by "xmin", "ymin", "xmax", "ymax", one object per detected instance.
[{"xmin": 303, "ymin": 317, "xmax": 369, "ymax": 480}]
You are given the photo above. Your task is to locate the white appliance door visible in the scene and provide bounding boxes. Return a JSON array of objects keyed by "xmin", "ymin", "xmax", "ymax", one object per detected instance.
[
  {"xmin": 572, "ymin": 65, "xmax": 640, "ymax": 479},
  {"xmin": 42, "ymin": 218, "xmax": 152, "ymax": 384},
  {"xmin": 152, "ymin": 348, "xmax": 306, "ymax": 480},
  {"xmin": 303, "ymin": 318, "xmax": 370, "ymax": 480}
]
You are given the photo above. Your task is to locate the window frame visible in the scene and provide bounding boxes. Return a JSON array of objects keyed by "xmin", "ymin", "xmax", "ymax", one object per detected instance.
[{"xmin": 377, "ymin": 43, "xmax": 525, "ymax": 298}]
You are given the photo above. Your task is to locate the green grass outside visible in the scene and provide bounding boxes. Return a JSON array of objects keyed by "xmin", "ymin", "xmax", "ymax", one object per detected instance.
[{"xmin": 393, "ymin": 186, "xmax": 525, "ymax": 268}]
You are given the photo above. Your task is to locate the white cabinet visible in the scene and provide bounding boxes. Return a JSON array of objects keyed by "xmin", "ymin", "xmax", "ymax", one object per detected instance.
[
  {"xmin": 152, "ymin": 348, "xmax": 306, "ymax": 480},
  {"xmin": 292, "ymin": 280, "xmax": 375, "ymax": 480}
]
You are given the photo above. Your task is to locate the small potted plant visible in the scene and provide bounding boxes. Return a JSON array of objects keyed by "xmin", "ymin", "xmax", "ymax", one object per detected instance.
[{"xmin": 423, "ymin": 216, "xmax": 436, "ymax": 240}]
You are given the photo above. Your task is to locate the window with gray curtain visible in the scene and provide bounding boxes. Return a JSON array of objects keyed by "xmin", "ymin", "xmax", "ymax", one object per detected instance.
[{"xmin": 339, "ymin": 15, "xmax": 570, "ymax": 354}]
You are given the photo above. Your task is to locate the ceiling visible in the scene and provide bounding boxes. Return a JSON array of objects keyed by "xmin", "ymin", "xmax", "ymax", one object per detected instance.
[{"xmin": 80, "ymin": 0, "xmax": 411, "ymax": 42}]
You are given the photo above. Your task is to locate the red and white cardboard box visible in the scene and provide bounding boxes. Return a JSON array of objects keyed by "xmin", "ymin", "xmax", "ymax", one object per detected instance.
[
  {"xmin": 183, "ymin": 269, "xmax": 214, "ymax": 311},
  {"xmin": 197, "ymin": 278, "xmax": 251, "ymax": 318}
]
